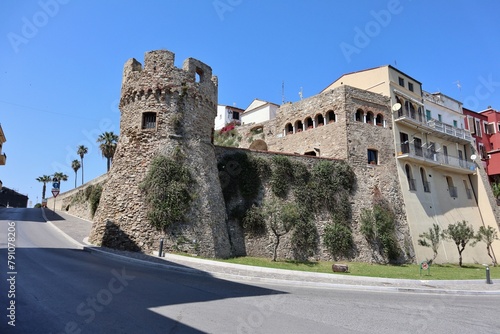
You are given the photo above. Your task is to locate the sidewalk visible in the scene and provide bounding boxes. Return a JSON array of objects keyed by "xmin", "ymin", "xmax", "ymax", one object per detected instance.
[{"xmin": 42, "ymin": 209, "xmax": 500, "ymax": 295}]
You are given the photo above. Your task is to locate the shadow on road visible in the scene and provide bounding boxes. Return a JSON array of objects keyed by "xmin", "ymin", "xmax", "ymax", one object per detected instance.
[
  {"xmin": 0, "ymin": 246, "xmax": 286, "ymax": 333},
  {"xmin": 0, "ymin": 207, "xmax": 47, "ymax": 222}
]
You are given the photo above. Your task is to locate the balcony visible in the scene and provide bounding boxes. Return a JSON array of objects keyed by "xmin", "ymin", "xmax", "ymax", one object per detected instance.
[
  {"xmin": 396, "ymin": 142, "xmax": 475, "ymax": 174},
  {"xmin": 0, "ymin": 153, "xmax": 5, "ymax": 165},
  {"xmin": 394, "ymin": 110, "xmax": 471, "ymax": 144}
]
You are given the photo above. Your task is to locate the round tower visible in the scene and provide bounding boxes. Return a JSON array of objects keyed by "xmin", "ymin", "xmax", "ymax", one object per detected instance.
[{"xmin": 89, "ymin": 50, "xmax": 231, "ymax": 258}]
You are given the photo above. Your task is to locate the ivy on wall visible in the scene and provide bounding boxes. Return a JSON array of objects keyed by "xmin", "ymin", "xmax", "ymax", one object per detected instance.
[{"xmin": 140, "ymin": 154, "xmax": 194, "ymax": 231}]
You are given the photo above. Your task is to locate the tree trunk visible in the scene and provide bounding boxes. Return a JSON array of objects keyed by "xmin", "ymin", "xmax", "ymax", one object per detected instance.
[
  {"xmin": 273, "ymin": 236, "xmax": 280, "ymax": 262},
  {"xmin": 106, "ymin": 157, "xmax": 111, "ymax": 172},
  {"xmin": 81, "ymin": 158, "xmax": 84, "ymax": 185}
]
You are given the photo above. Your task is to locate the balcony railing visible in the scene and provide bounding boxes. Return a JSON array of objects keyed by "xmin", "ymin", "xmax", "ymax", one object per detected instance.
[
  {"xmin": 396, "ymin": 142, "xmax": 475, "ymax": 172},
  {"xmin": 422, "ymin": 181, "xmax": 431, "ymax": 193},
  {"xmin": 408, "ymin": 178, "xmax": 416, "ymax": 191},
  {"xmin": 395, "ymin": 110, "xmax": 472, "ymax": 142}
]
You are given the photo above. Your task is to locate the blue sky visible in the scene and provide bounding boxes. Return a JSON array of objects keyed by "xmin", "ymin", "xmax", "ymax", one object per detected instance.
[{"xmin": 1, "ymin": 0, "xmax": 499, "ymax": 206}]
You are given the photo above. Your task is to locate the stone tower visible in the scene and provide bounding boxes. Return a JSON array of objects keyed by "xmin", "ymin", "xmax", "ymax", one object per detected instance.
[{"xmin": 89, "ymin": 50, "xmax": 231, "ymax": 258}]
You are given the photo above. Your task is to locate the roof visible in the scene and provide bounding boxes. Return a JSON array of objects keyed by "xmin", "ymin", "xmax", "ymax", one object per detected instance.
[
  {"xmin": 218, "ymin": 105, "xmax": 245, "ymax": 112},
  {"xmin": 244, "ymin": 99, "xmax": 280, "ymax": 113},
  {"xmin": 321, "ymin": 64, "xmax": 422, "ymax": 93},
  {"xmin": 0, "ymin": 124, "xmax": 5, "ymax": 143}
]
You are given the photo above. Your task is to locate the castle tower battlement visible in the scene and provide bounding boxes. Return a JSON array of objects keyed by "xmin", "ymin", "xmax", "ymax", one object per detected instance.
[{"xmin": 89, "ymin": 50, "xmax": 231, "ymax": 258}]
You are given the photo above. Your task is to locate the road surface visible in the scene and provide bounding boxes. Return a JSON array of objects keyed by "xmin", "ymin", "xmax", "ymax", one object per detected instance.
[{"xmin": 0, "ymin": 208, "xmax": 499, "ymax": 333}]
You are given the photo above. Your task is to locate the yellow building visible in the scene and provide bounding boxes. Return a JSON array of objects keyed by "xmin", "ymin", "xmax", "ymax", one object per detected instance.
[{"xmin": 323, "ymin": 65, "xmax": 500, "ymax": 265}]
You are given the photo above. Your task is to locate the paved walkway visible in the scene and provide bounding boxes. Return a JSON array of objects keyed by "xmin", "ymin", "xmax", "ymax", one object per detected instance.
[{"xmin": 42, "ymin": 209, "xmax": 500, "ymax": 295}]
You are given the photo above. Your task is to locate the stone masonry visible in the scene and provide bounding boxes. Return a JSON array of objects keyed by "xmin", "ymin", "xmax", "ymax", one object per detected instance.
[{"xmin": 89, "ymin": 50, "xmax": 231, "ymax": 258}]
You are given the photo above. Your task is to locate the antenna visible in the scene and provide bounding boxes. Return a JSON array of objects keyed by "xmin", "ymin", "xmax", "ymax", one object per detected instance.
[
  {"xmin": 282, "ymin": 81, "xmax": 285, "ymax": 104},
  {"xmin": 299, "ymin": 87, "xmax": 303, "ymax": 100}
]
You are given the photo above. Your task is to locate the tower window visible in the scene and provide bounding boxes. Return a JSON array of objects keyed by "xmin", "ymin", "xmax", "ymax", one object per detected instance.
[
  {"xmin": 142, "ymin": 112, "xmax": 157, "ymax": 130},
  {"xmin": 368, "ymin": 149, "xmax": 378, "ymax": 165}
]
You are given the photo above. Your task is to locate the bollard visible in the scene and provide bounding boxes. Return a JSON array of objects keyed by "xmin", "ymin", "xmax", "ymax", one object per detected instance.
[
  {"xmin": 486, "ymin": 265, "xmax": 492, "ymax": 284},
  {"xmin": 158, "ymin": 238, "xmax": 164, "ymax": 258}
]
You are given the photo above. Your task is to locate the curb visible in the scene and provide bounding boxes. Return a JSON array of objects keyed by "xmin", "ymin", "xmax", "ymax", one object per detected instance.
[{"xmin": 40, "ymin": 209, "xmax": 500, "ymax": 296}]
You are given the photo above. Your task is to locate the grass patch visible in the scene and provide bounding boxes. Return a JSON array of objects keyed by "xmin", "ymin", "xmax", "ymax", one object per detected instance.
[{"xmin": 213, "ymin": 256, "xmax": 500, "ymax": 280}]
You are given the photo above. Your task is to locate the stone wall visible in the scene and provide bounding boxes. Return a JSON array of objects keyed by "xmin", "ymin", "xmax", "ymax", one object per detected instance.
[
  {"xmin": 47, "ymin": 174, "xmax": 107, "ymax": 220},
  {"xmin": 88, "ymin": 50, "xmax": 231, "ymax": 258}
]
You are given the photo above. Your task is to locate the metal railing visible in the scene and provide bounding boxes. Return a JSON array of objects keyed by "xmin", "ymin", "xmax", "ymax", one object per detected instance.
[
  {"xmin": 395, "ymin": 111, "xmax": 472, "ymax": 142},
  {"xmin": 397, "ymin": 142, "xmax": 475, "ymax": 171}
]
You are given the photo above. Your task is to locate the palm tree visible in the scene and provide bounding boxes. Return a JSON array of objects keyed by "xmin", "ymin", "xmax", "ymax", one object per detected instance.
[
  {"xmin": 53, "ymin": 172, "xmax": 68, "ymax": 192},
  {"xmin": 71, "ymin": 160, "xmax": 81, "ymax": 188},
  {"xmin": 77, "ymin": 145, "xmax": 88, "ymax": 185},
  {"xmin": 36, "ymin": 175, "xmax": 52, "ymax": 199},
  {"xmin": 97, "ymin": 131, "xmax": 119, "ymax": 172}
]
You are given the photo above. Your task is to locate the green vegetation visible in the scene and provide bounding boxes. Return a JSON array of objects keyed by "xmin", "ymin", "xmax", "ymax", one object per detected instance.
[
  {"xmin": 323, "ymin": 223, "xmax": 353, "ymax": 259},
  {"xmin": 360, "ymin": 201, "xmax": 400, "ymax": 263},
  {"xmin": 214, "ymin": 124, "xmax": 241, "ymax": 147},
  {"xmin": 476, "ymin": 226, "xmax": 499, "ymax": 266},
  {"xmin": 442, "ymin": 220, "xmax": 476, "ymax": 267},
  {"xmin": 212, "ymin": 256, "xmax": 500, "ymax": 280},
  {"xmin": 418, "ymin": 223, "xmax": 442, "ymax": 263},
  {"xmin": 89, "ymin": 184, "xmax": 102, "ymax": 218},
  {"xmin": 241, "ymin": 204, "xmax": 266, "ymax": 236},
  {"xmin": 140, "ymin": 154, "xmax": 194, "ymax": 231}
]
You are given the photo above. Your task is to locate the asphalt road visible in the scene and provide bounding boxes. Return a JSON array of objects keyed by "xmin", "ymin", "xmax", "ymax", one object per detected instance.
[{"xmin": 0, "ymin": 208, "xmax": 499, "ymax": 334}]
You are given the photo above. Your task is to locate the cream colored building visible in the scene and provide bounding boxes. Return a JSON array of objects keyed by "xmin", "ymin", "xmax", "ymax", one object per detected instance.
[
  {"xmin": 323, "ymin": 65, "xmax": 500, "ymax": 265},
  {"xmin": 241, "ymin": 99, "xmax": 279, "ymax": 126}
]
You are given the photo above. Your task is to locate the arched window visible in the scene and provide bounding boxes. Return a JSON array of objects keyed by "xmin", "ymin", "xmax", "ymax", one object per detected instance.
[
  {"xmin": 366, "ymin": 111, "xmax": 374, "ymax": 125},
  {"xmin": 326, "ymin": 110, "xmax": 336, "ymax": 123},
  {"xmin": 355, "ymin": 109, "xmax": 363, "ymax": 122},
  {"xmin": 305, "ymin": 117, "xmax": 314, "ymax": 129},
  {"xmin": 285, "ymin": 123, "xmax": 294, "ymax": 134},
  {"xmin": 396, "ymin": 97, "xmax": 404, "ymax": 117},
  {"xmin": 376, "ymin": 114, "xmax": 384, "ymax": 126},
  {"xmin": 405, "ymin": 101, "xmax": 416, "ymax": 119},
  {"xmin": 315, "ymin": 114, "xmax": 325, "ymax": 127},
  {"xmin": 420, "ymin": 168, "xmax": 430, "ymax": 193},
  {"xmin": 295, "ymin": 120, "xmax": 303, "ymax": 132},
  {"xmin": 405, "ymin": 164, "xmax": 416, "ymax": 191}
]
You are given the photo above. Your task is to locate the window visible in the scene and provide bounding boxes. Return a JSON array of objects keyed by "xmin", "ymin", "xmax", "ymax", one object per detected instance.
[
  {"xmin": 420, "ymin": 168, "xmax": 430, "ymax": 193},
  {"xmin": 295, "ymin": 120, "xmax": 303, "ymax": 132},
  {"xmin": 398, "ymin": 77, "xmax": 405, "ymax": 87},
  {"xmin": 417, "ymin": 107, "xmax": 423, "ymax": 122},
  {"xmin": 486, "ymin": 123, "xmax": 495, "ymax": 135},
  {"xmin": 232, "ymin": 111, "xmax": 240, "ymax": 121},
  {"xmin": 479, "ymin": 143, "xmax": 487, "ymax": 159},
  {"xmin": 326, "ymin": 110, "xmax": 335, "ymax": 123},
  {"xmin": 355, "ymin": 109, "xmax": 363, "ymax": 122},
  {"xmin": 366, "ymin": 111, "xmax": 374, "ymax": 125},
  {"xmin": 396, "ymin": 97, "xmax": 404, "ymax": 117},
  {"xmin": 414, "ymin": 137, "xmax": 423, "ymax": 157},
  {"xmin": 305, "ymin": 117, "xmax": 314, "ymax": 129},
  {"xmin": 446, "ymin": 176, "xmax": 457, "ymax": 197},
  {"xmin": 375, "ymin": 114, "xmax": 384, "ymax": 126},
  {"xmin": 475, "ymin": 119, "xmax": 482, "ymax": 137},
  {"xmin": 400, "ymin": 132, "xmax": 409, "ymax": 154},
  {"xmin": 405, "ymin": 164, "xmax": 416, "ymax": 191},
  {"xmin": 468, "ymin": 117, "xmax": 476, "ymax": 134},
  {"xmin": 285, "ymin": 123, "xmax": 294, "ymax": 134},
  {"xmin": 368, "ymin": 149, "xmax": 378, "ymax": 165},
  {"xmin": 443, "ymin": 145, "xmax": 449, "ymax": 164},
  {"xmin": 425, "ymin": 109, "xmax": 431, "ymax": 121},
  {"xmin": 463, "ymin": 180, "xmax": 472, "ymax": 200},
  {"xmin": 142, "ymin": 112, "xmax": 157, "ymax": 129},
  {"xmin": 458, "ymin": 150, "xmax": 464, "ymax": 167},
  {"xmin": 438, "ymin": 114, "xmax": 442, "ymax": 122},
  {"xmin": 408, "ymin": 82, "xmax": 414, "ymax": 92},
  {"xmin": 315, "ymin": 114, "xmax": 325, "ymax": 126},
  {"xmin": 453, "ymin": 120, "xmax": 458, "ymax": 128},
  {"xmin": 195, "ymin": 67, "xmax": 204, "ymax": 83}
]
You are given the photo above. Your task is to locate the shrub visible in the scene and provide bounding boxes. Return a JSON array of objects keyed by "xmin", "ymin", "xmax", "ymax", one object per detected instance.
[
  {"xmin": 242, "ymin": 204, "xmax": 266, "ymax": 236},
  {"xmin": 291, "ymin": 218, "xmax": 319, "ymax": 261},
  {"xmin": 140, "ymin": 155, "xmax": 194, "ymax": 231},
  {"xmin": 89, "ymin": 184, "xmax": 102, "ymax": 218},
  {"xmin": 323, "ymin": 223, "xmax": 353, "ymax": 259}
]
